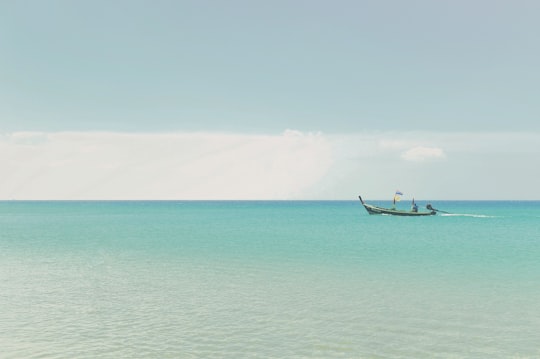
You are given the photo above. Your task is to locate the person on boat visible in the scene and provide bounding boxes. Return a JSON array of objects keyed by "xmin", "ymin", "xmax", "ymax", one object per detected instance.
[{"xmin": 411, "ymin": 200, "xmax": 418, "ymax": 212}]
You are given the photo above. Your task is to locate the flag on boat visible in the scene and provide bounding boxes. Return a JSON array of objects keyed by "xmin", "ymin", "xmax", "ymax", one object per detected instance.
[{"xmin": 393, "ymin": 190, "xmax": 403, "ymax": 203}]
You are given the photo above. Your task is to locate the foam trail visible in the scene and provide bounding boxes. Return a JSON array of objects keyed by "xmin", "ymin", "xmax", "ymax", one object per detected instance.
[{"xmin": 441, "ymin": 213, "xmax": 497, "ymax": 218}]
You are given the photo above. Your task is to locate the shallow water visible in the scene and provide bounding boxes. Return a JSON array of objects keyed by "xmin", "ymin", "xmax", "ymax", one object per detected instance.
[{"xmin": 1, "ymin": 200, "xmax": 539, "ymax": 358}]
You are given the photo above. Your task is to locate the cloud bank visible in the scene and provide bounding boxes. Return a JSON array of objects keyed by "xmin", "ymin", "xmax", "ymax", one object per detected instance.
[
  {"xmin": 1, "ymin": 130, "xmax": 539, "ymax": 200},
  {"xmin": 0, "ymin": 131, "xmax": 332, "ymax": 200}
]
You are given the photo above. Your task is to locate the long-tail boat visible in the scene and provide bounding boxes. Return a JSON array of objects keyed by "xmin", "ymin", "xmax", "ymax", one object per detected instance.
[{"xmin": 358, "ymin": 195, "xmax": 437, "ymax": 216}]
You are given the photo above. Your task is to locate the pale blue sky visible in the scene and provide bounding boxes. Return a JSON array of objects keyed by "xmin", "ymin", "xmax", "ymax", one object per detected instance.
[
  {"xmin": 2, "ymin": 0, "xmax": 539, "ymax": 133},
  {"xmin": 1, "ymin": 1, "xmax": 539, "ymax": 200}
]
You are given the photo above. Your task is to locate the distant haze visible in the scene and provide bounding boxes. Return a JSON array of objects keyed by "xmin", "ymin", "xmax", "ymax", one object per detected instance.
[{"xmin": 1, "ymin": 131, "xmax": 538, "ymax": 200}]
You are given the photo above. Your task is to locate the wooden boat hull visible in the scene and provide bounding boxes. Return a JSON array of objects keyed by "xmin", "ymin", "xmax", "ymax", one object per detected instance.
[{"xmin": 359, "ymin": 196, "xmax": 436, "ymax": 216}]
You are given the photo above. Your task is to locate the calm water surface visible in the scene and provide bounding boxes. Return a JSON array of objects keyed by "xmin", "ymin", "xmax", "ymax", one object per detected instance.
[{"xmin": 1, "ymin": 200, "xmax": 539, "ymax": 358}]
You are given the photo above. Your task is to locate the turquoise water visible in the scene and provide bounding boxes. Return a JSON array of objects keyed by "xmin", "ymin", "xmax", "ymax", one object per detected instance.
[{"xmin": 1, "ymin": 200, "xmax": 539, "ymax": 358}]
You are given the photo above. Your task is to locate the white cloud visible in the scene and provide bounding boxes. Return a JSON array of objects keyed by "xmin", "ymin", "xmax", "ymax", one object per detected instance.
[
  {"xmin": 0, "ymin": 131, "xmax": 332, "ymax": 200},
  {"xmin": 401, "ymin": 146, "xmax": 446, "ymax": 162},
  {"xmin": 1, "ymin": 130, "xmax": 539, "ymax": 200},
  {"xmin": 322, "ymin": 131, "xmax": 540, "ymax": 200}
]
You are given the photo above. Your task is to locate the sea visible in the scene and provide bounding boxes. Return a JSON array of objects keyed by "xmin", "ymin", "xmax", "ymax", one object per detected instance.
[{"xmin": 1, "ymin": 200, "xmax": 539, "ymax": 358}]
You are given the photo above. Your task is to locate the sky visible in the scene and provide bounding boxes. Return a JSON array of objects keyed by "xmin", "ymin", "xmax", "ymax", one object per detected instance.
[{"xmin": 1, "ymin": 0, "xmax": 539, "ymax": 200}]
